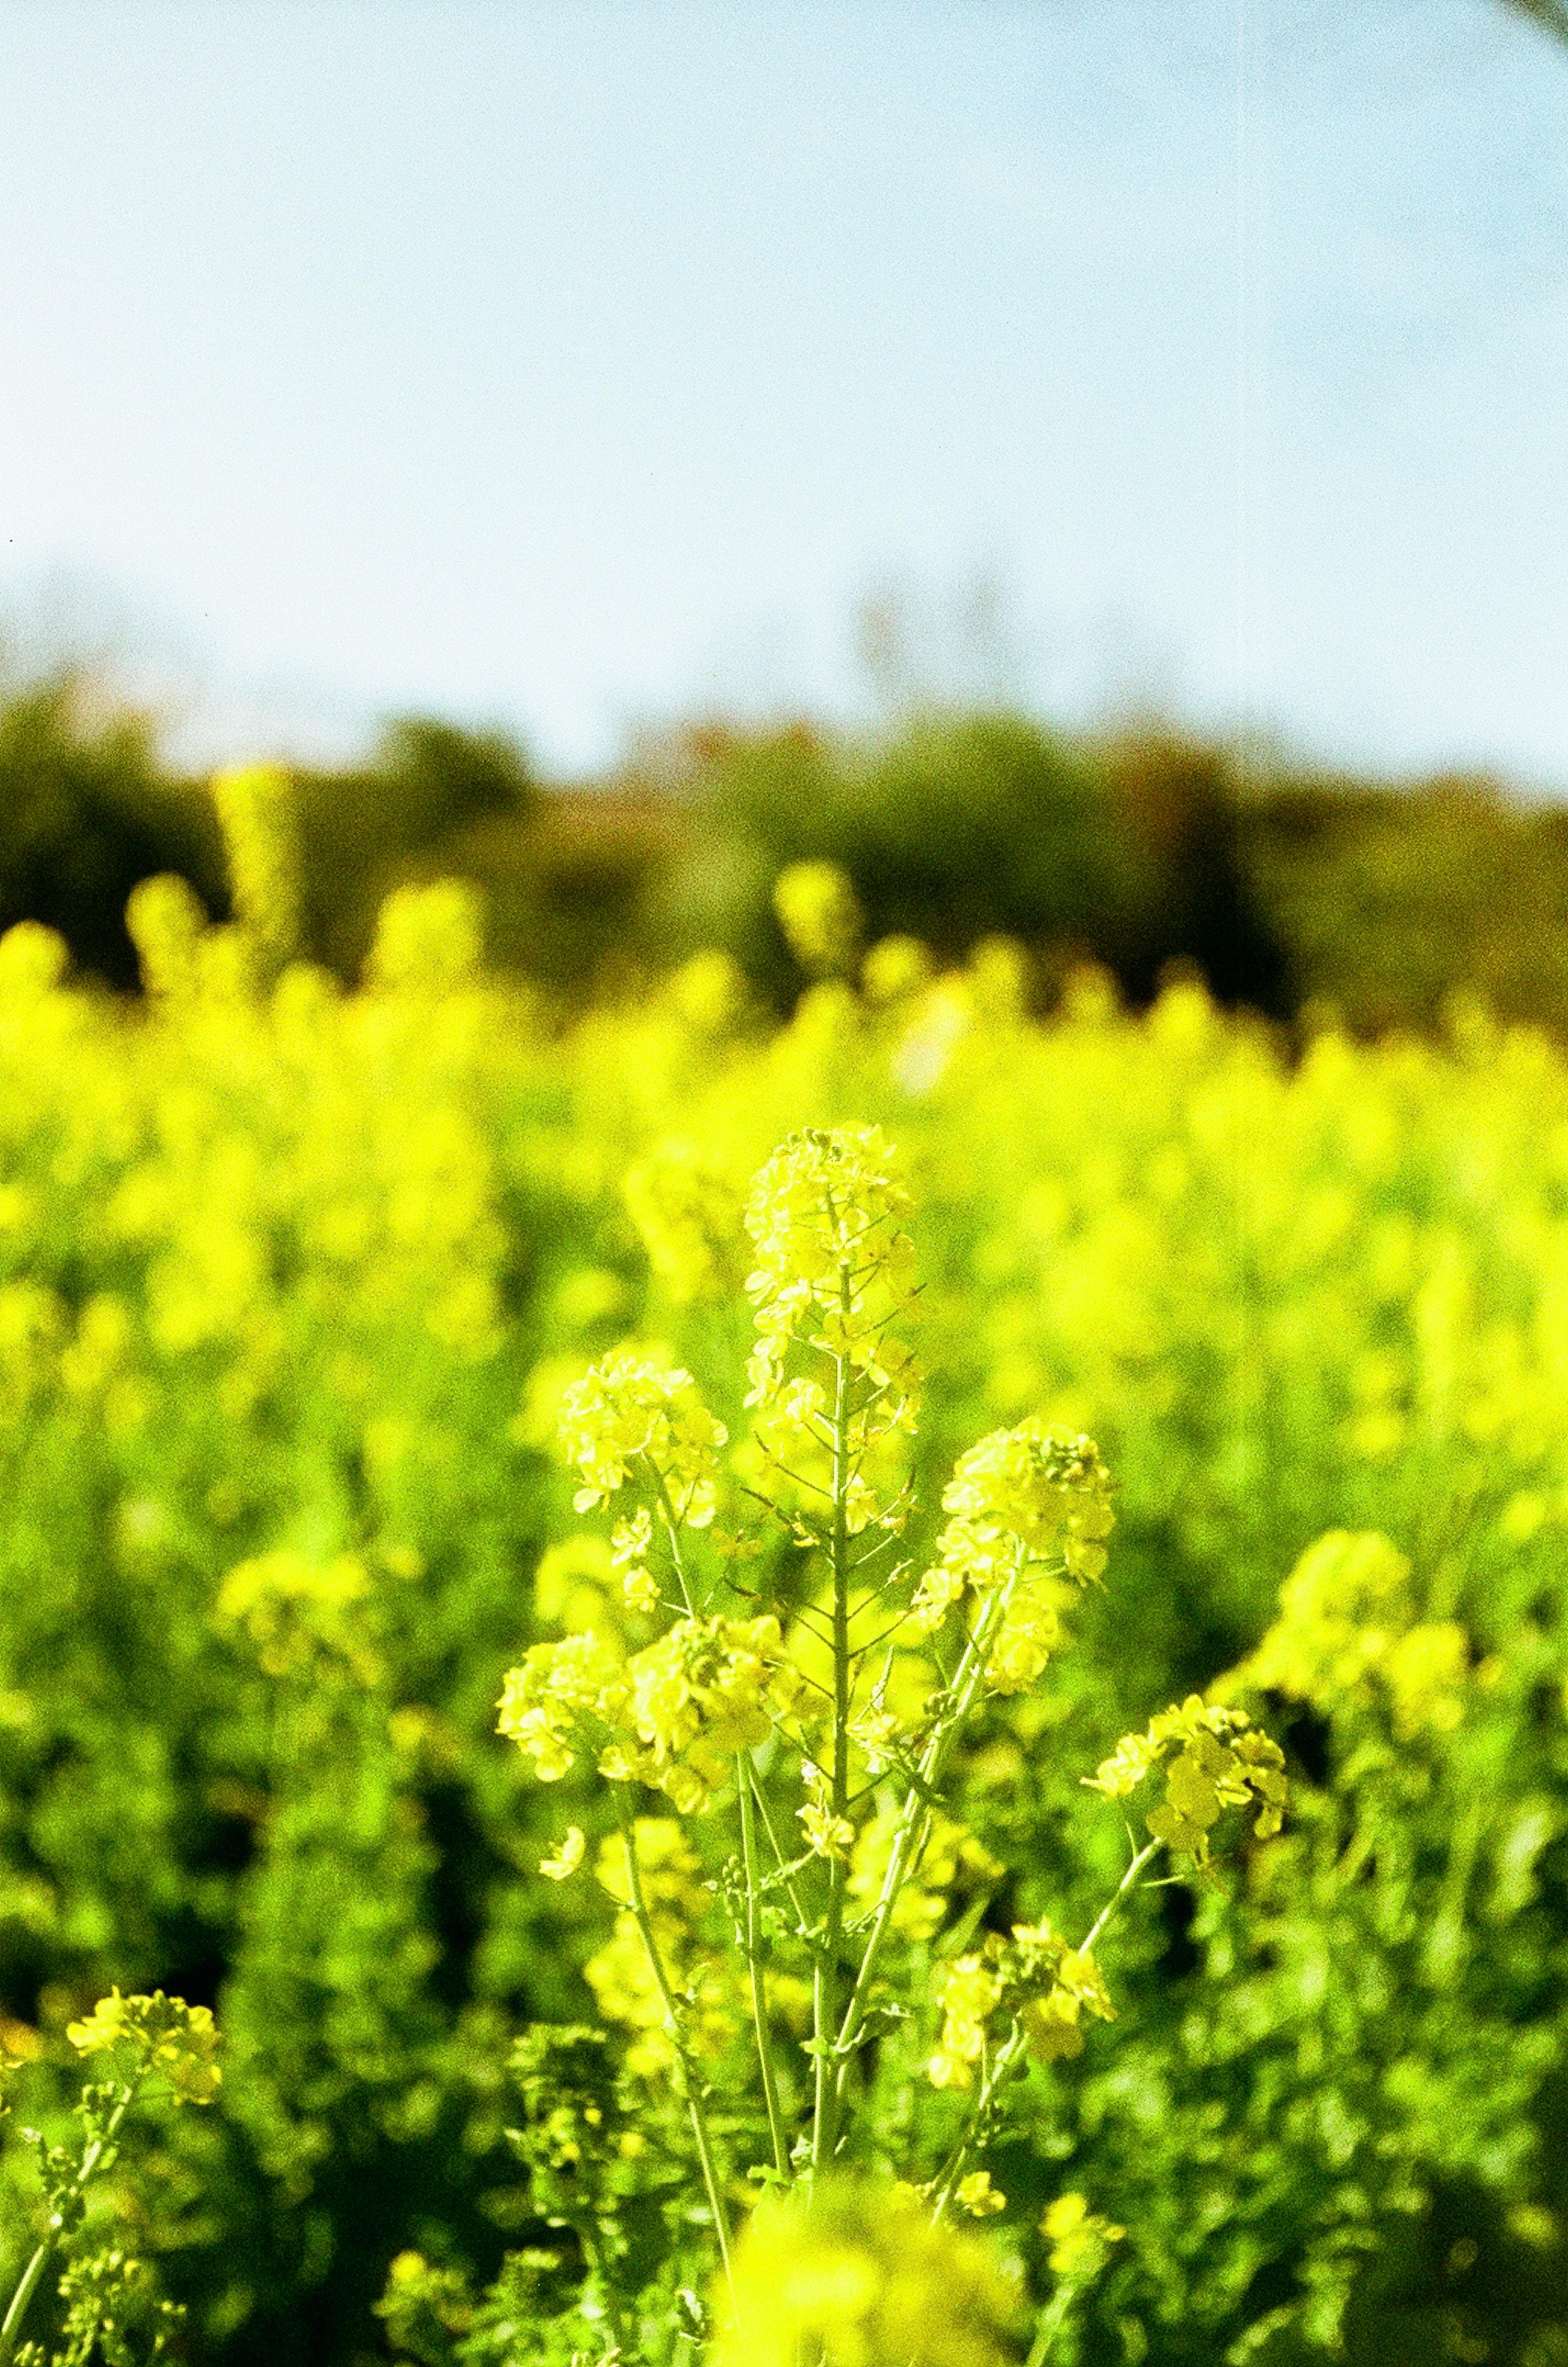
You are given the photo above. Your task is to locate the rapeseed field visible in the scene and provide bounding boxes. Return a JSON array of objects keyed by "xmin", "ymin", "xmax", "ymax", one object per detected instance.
[{"xmin": 0, "ymin": 806, "xmax": 1563, "ymax": 2366}]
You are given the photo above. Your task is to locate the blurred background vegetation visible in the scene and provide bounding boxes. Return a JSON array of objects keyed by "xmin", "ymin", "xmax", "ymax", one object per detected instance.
[{"xmin": 7, "ymin": 654, "xmax": 1568, "ymax": 1032}]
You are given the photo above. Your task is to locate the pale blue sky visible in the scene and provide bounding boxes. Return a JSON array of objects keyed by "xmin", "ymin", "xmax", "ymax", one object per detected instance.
[{"xmin": 2, "ymin": 0, "xmax": 1565, "ymax": 780}]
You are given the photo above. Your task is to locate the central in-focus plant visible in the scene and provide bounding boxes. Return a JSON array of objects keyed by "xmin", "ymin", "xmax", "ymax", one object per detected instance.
[{"xmin": 494, "ymin": 1126, "xmax": 1286, "ymax": 2364}]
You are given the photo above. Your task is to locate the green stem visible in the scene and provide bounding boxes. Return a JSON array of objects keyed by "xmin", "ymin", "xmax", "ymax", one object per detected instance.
[
  {"xmin": 925, "ymin": 2027, "xmax": 1025, "ymax": 2223},
  {"xmin": 831, "ymin": 1576, "xmax": 1014, "ymax": 2090},
  {"xmin": 1025, "ymin": 2285, "xmax": 1073, "ymax": 2367},
  {"xmin": 650, "ymin": 1469, "xmax": 698, "ymax": 1616},
  {"xmin": 576, "ymin": 2212, "xmax": 632, "ymax": 2358},
  {"xmin": 810, "ymin": 1335, "xmax": 854, "ymax": 2183},
  {"xmin": 746, "ymin": 1760, "xmax": 810, "ymax": 1929},
  {"xmin": 1079, "ymin": 1838, "xmax": 1161, "ymax": 1956},
  {"xmin": 738, "ymin": 1755, "xmax": 791, "ymax": 2179},
  {"xmin": 611, "ymin": 1792, "xmax": 735, "ymax": 2300},
  {"xmin": 0, "ymin": 2087, "xmax": 134, "ymax": 2367}
]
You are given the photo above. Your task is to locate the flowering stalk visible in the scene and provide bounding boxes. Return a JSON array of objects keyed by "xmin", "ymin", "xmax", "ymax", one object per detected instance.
[
  {"xmin": 924, "ymin": 1835, "xmax": 1161, "ymax": 2224},
  {"xmin": 924, "ymin": 2028, "xmax": 1024, "ymax": 2224},
  {"xmin": 0, "ymin": 1992, "xmax": 220, "ymax": 2367},
  {"xmin": 0, "ymin": 2088, "xmax": 132, "ymax": 2367},
  {"xmin": 494, "ymin": 1123, "xmax": 1287, "ymax": 2356}
]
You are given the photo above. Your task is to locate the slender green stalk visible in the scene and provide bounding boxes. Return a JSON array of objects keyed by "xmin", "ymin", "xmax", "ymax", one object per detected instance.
[
  {"xmin": 1025, "ymin": 2284, "xmax": 1073, "ymax": 2367},
  {"xmin": 925, "ymin": 2028, "xmax": 1025, "ymax": 2222},
  {"xmin": 831, "ymin": 1576, "xmax": 1014, "ymax": 2091},
  {"xmin": 1079, "ymin": 1838, "xmax": 1161, "ymax": 1956},
  {"xmin": 611, "ymin": 1792, "xmax": 735, "ymax": 2297},
  {"xmin": 0, "ymin": 2088, "xmax": 133, "ymax": 2367},
  {"xmin": 746, "ymin": 1760, "xmax": 809, "ymax": 1928},
  {"xmin": 650, "ymin": 1469, "xmax": 698, "ymax": 1616},
  {"xmin": 738, "ymin": 1754, "xmax": 791, "ymax": 2178},
  {"xmin": 809, "ymin": 1333, "xmax": 855, "ymax": 2181}
]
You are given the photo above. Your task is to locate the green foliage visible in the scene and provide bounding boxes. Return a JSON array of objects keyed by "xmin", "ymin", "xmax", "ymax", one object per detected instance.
[
  {"xmin": 0, "ymin": 672, "xmax": 223, "ymax": 990},
  {"xmin": 652, "ymin": 714, "xmax": 1237, "ymax": 1006},
  {"xmin": 290, "ymin": 716, "xmax": 537, "ymax": 980},
  {"xmin": 13, "ymin": 655, "xmax": 1568, "ymax": 1039}
]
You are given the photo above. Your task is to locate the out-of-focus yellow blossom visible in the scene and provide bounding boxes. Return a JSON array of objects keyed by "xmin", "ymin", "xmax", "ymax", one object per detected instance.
[
  {"xmin": 585, "ymin": 1821, "xmax": 735, "ymax": 2074},
  {"xmin": 534, "ymin": 1535, "xmax": 618, "ymax": 1637},
  {"xmin": 67, "ymin": 1989, "xmax": 222, "ymax": 2105},
  {"xmin": 1219, "ymin": 1529, "xmax": 1470, "ymax": 1743},
  {"xmin": 1383, "ymin": 1620, "xmax": 1469, "ymax": 1739},
  {"xmin": 956, "ymin": 2171, "xmax": 1007, "ymax": 2216},
  {"xmin": 559, "ymin": 1347, "xmax": 727, "ymax": 1525},
  {"xmin": 623, "ymin": 1141, "xmax": 748, "ymax": 1304},
  {"xmin": 365, "ymin": 878, "xmax": 485, "ymax": 992},
  {"xmin": 773, "ymin": 860, "xmax": 864, "ymax": 978},
  {"xmin": 1085, "ymin": 1697, "xmax": 1287, "ymax": 1864},
  {"xmin": 666, "ymin": 947, "xmax": 751, "ymax": 1034},
  {"xmin": 212, "ymin": 764, "xmax": 302, "ymax": 974},
  {"xmin": 710, "ymin": 2182, "xmax": 1019, "ymax": 2367},
  {"xmin": 848, "ymin": 1805, "xmax": 1003, "ymax": 1942},
  {"xmin": 125, "ymin": 872, "xmax": 208, "ymax": 1002},
  {"xmin": 215, "ymin": 1550, "xmax": 381, "ymax": 1686},
  {"xmin": 862, "ymin": 934, "xmax": 934, "ymax": 1004},
  {"xmin": 1041, "ymin": 2191, "xmax": 1125, "ymax": 2279},
  {"xmin": 594, "ymin": 1816, "xmax": 707, "ymax": 1917}
]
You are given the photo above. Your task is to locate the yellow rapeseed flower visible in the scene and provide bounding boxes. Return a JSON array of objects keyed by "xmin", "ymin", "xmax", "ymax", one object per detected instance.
[{"xmin": 710, "ymin": 2183, "xmax": 1019, "ymax": 2367}]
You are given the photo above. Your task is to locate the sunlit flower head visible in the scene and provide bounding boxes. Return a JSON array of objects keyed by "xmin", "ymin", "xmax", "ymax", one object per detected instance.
[{"xmin": 559, "ymin": 1346, "xmax": 727, "ymax": 1526}]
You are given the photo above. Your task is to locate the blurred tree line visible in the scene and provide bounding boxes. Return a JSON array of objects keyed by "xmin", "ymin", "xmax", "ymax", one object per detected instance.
[{"xmin": 8, "ymin": 660, "xmax": 1568, "ymax": 1033}]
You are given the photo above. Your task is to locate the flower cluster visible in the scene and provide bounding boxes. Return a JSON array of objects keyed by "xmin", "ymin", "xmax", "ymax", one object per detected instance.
[
  {"xmin": 606, "ymin": 1613, "xmax": 803, "ymax": 1813},
  {"xmin": 710, "ymin": 2182, "xmax": 1018, "ymax": 2367},
  {"xmin": 214, "ymin": 1548, "xmax": 381, "ymax": 1685},
  {"xmin": 498, "ymin": 1616, "xmax": 800, "ymax": 1812},
  {"xmin": 559, "ymin": 1348, "xmax": 727, "ymax": 1527},
  {"xmin": 743, "ymin": 1125, "xmax": 920, "ymax": 1418},
  {"xmin": 1041, "ymin": 2191, "xmax": 1125, "ymax": 2280},
  {"xmin": 1085, "ymin": 1697, "xmax": 1287, "ymax": 1863},
  {"xmin": 67, "ymin": 1989, "xmax": 223, "ymax": 2105},
  {"xmin": 507, "ymin": 2022, "xmax": 633, "ymax": 2190},
  {"xmin": 1219, "ymin": 1527, "xmax": 1468, "ymax": 1743},
  {"xmin": 913, "ymin": 1421, "xmax": 1114, "ymax": 1630},
  {"xmin": 608, "ymin": 1508, "xmax": 662, "ymax": 1616},
  {"xmin": 928, "ymin": 1920, "xmax": 1114, "ymax": 2088},
  {"xmin": 496, "ymin": 1632, "xmax": 624, "ymax": 1782}
]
